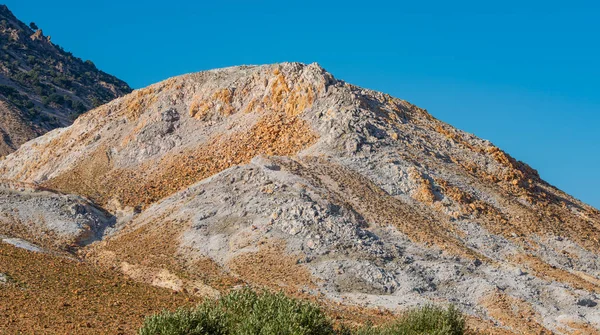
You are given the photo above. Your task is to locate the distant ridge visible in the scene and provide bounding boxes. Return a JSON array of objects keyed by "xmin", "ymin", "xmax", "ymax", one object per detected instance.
[{"xmin": 0, "ymin": 4, "xmax": 131, "ymax": 156}]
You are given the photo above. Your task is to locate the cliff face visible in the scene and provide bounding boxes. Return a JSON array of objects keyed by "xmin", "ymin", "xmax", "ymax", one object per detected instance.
[
  {"xmin": 0, "ymin": 5, "xmax": 131, "ymax": 155},
  {"xmin": 0, "ymin": 63, "xmax": 599, "ymax": 334}
]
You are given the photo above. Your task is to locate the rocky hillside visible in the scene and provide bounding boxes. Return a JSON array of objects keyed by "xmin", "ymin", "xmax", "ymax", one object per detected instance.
[
  {"xmin": 0, "ymin": 63, "xmax": 599, "ymax": 334},
  {"xmin": 0, "ymin": 5, "xmax": 131, "ymax": 156}
]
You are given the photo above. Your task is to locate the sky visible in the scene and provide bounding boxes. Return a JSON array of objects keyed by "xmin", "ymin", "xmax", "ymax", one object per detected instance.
[{"xmin": 5, "ymin": 0, "xmax": 600, "ymax": 208}]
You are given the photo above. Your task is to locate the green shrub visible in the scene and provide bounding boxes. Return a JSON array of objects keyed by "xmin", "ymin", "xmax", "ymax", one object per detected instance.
[
  {"xmin": 139, "ymin": 303, "xmax": 228, "ymax": 335},
  {"xmin": 355, "ymin": 305, "xmax": 465, "ymax": 335},
  {"xmin": 219, "ymin": 288, "xmax": 334, "ymax": 335},
  {"xmin": 139, "ymin": 288, "xmax": 334, "ymax": 335},
  {"xmin": 72, "ymin": 100, "xmax": 87, "ymax": 113},
  {"xmin": 139, "ymin": 289, "xmax": 465, "ymax": 335},
  {"xmin": 0, "ymin": 84, "xmax": 35, "ymax": 112}
]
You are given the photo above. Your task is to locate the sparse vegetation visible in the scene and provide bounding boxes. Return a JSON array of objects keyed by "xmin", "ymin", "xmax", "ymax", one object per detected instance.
[
  {"xmin": 0, "ymin": 84, "xmax": 35, "ymax": 114},
  {"xmin": 0, "ymin": 241, "xmax": 200, "ymax": 334},
  {"xmin": 139, "ymin": 288, "xmax": 465, "ymax": 335},
  {"xmin": 351, "ymin": 305, "xmax": 465, "ymax": 335},
  {"xmin": 0, "ymin": 5, "xmax": 131, "ymax": 117}
]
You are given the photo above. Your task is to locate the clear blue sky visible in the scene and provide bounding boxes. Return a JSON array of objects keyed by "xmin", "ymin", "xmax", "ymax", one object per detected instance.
[{"xmin": 5, "ymin": 1, "xmax": 600, "ymax": 209}]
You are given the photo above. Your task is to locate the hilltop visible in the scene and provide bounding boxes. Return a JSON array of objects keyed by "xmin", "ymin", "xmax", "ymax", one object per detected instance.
[{"xmin": 0, "ymin": 63, "xmax": 599, "ymax": 334}]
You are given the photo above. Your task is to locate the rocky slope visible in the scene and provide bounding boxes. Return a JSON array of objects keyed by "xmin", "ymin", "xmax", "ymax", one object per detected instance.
[
  {"xmin": 0, "ymin": 63, "xmax": 599, "ymax": 334},
  {"xmin": 0, "ymin": 179, "xmax": 115, "ymax": 251},
  {"xmin": 0, "ymin": 5, "xmax": 131, "ymax": 156}
]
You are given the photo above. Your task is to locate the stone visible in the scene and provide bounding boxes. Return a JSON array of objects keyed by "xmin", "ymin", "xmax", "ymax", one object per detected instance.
[
  {"xmin": 0, "ymin": 273, "xmax": 10, "ymax": 285},
  {"xmin": 577, "ymin": 298, "xmax": 597, "ymax": 308}
]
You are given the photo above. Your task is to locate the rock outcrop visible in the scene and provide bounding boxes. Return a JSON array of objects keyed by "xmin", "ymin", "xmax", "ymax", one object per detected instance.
[
  {"xmin": 0, "ymin": 179, "xmax": 115, "ymax": 250},
  {"xmin": 1, "ymin": 63, "xmax": 599, "ymax": 334}
]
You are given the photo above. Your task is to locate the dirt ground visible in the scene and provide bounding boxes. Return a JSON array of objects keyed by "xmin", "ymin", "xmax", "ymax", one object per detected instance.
[{"xmin": 0, "ymin": 242, "xmax": 200, "ymax": 334}]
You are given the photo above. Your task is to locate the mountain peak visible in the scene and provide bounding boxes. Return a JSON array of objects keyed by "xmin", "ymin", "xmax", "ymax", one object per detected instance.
[
  {"xmin": 1, "ymin": 63, "xmax": 599, "ymax": 333},
  {"xmin": 0, "ymin": 4, "xmax": 15, "ymax": 19}
]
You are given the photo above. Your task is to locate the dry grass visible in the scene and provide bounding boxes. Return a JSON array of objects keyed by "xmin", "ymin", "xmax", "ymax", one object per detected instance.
[
  {"xmin": 85, "ymin": 216, "xmax": 241, "ymax": 295},
  {"xmin": 509, "ymin": 253, "xmax": 600, "ymax": 293},
  {"xmin": 228, "ymin": 240, "xmax": 317, "ymax": 293},
  {"xmin": 0, "ymin": 242, "xmax": 199, "ymax": 334},
  {"xmin": 479, "ymin": 291, "xmax": 552, "ymax": 335}
]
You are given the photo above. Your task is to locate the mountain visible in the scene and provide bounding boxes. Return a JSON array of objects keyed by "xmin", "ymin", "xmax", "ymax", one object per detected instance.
[
  {"xmin": 0, "ymin": 63, "xmax": 599, "ymax": 334},
  {"xmin": 0, "ymin": 5, "xmax": 131, "ymax": 156}
]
